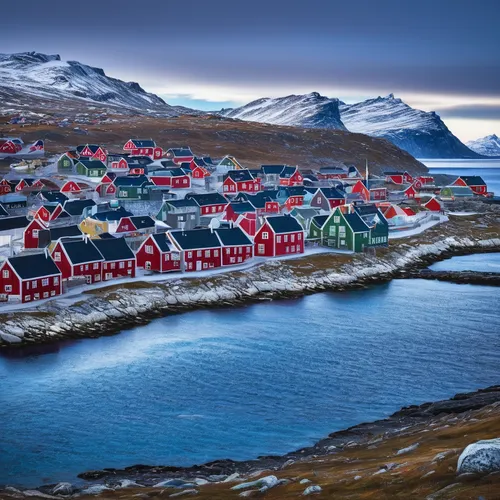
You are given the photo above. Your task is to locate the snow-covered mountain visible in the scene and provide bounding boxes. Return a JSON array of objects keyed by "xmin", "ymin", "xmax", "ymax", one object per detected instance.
[
  {"xmin": 466, "ymin": 134, "xmax": 500, "ymax": 156},
  {"xmin": 0, "ymin": 52, "xmax": 178, "ymax": 116},
  {"xmin": 339, "ymin": 94, "xmax": 479, "ymax": 159},
  {"xmin": 221, "ymin": 92, "xmax": 479, "ymax": 159},
  {"xmin": 220, "ymin": 92, "xmax": 347, "ymax": 130}
]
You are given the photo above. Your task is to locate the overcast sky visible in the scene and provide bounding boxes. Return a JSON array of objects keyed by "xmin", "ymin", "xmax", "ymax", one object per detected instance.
[{"xmin": 1, "ymin": 0, "xmax": 499, "ymax": 141}]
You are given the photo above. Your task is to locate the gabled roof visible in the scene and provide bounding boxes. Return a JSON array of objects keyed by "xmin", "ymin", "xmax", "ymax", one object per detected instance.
[
  {"xmin": 261, "ymin": 165, "xmax": 286, "ymax": 175},
  {"xmin": 192, "ymin": 157, "xmax": 209, "ymax": 168},
  {"xmin": 228, "ymin": 201, "xmax": 255, "ymax": 214},
  {"xmin": 92, "ymin": 207, "xmax": 133, "ymax": 222},
  {"xmin": 45, "ymin": 225, "xmax": 82, "ymax": 241},
  {"xmin": 164, "ymin": 199, "xmax": 198, "ymax": 209},
  {"xmin": 76, "ymin": 159, "xmax": 106, "ymax": 169},
  {"xmin": 316, "ymin": 187, "xmax": 345, "ymax": 199},
  {"xmin": 7, "ymin": 252, "xmax": 61, "ymax": 280},
  {"xmin": 343, "ymin": 212, "xmax": 370, "ymax": 233},
  {"xmin": 215, "ymin": 226, "xmax": 252, "ymax": 246},
  {"xmin": 160, "ymin": 159, "xmax": 179, "ymax": 168},
  {"xmin": 318, "ymin": 166, "xmax": 347, "ymax": 174},
  {"xmin": 384, "ymin": 170, "xmax": 404, "ymax": 175},
  {"xmin": 279, "ymin": 166, "xmax": 298, "ymax": 178},
  {"xmin": 58, "ymin": 238, "xmax": 104, "ymax": 265},
  {"xmin": 113, "ymin": 175, "xmax": 151, "ymax": 187},
  {"xmin": 76, "ymin": 144, "xmax": 102, "ymax": 154},
  {"xmin": 279, "ymin": 186, "xmax": 307, "ymax": 197},
  {"xmin": 0, "ymin": 215, "xmax": 29, "ymax": 231},
  {"xmin": 186, "ymin": 192, "xmax": 227, "ymax": 207},
  {"xmin": 441, "ymin": 185, "xmax": 474, "ymax": 195},
  {"xmin": 130, "ymin": 139, "xmax": 156, "ymax": 148},
  {"xmin": 168, "ymin": 228, "xmax": 221, "ymax": 250},
  {"xmin": 168, "ymin": 148, "xmax": 193, "ymax": 157},
  {"xmin": 241, "ymin": 191, "xmax": 278, "ymax": 209},
  {"xmin": 311, "ymin": 214, "xmax": 329, "ymax": 229},
  {"xmin": 265, "ymin": 215, "xmax": 302, "ymax": 234},
  {"xmin": 129, "ymin": 216, "xmax": 155, "ymax": 229},
  {"xmin": 224, "ymin": 169, "xmax": 254, "ymax": 182},
  {"xmin": 290, "ymin": 207, "xmax": 319, "ymax": 219},
  {"xmin": 458, "ymin": 175, "xmax": 486, "ymax": 186},
  {"xmin": 151, "ymin": 233, "xmax": 173, "ymax": 253},
  {"xmin": 63, "ymin": 199, "xmax": 96, "ymax": 216},
  {"xmin": 150, "ymin": 167, "xmax": 186, "ymax": 177},
  {"xmin": 93, "ymin": 237, "xmax": 135, "ymax": 262},
  {"xmin": 41, "ymin": 191, "xmax": 68, "ymax": 203},
  {"xmin": 0, "ymin": 193, "xmax": 27, "ymax": 204},
  {"xmin": 126, "ymin": 156, "xmax": 154, "ymax": 166}
]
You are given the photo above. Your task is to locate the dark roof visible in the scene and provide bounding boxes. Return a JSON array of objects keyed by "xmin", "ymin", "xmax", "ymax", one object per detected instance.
[
  {"xmin": 279, "ymin": 186, "xmax": 307, "ymax": 197},
  {"xmin": 265, "ymin": 215, "xmax": 303, "ymax": 234},
  {"xmin": 18, "ymin": 178, "xmax": 35, "ymax": 187},
  {"xmin": 261, "ymin": 165, "xmax": 286, "ymax": 175},
  {"xmin": 151, "ymin": 233, "xmax": 173, "ymax": 252},
  {"xmin": 192, "ymin": 157, "xmax": 209, "ymax": 168},
  {"xmin": 344, "ymin": 212, "xmax": 370, "ymax": 233},
  {"xmin": 224, "ymin": 169, "xmax": 254, "ymax": 182},
  {"xmin": 319, "ymin": 166, "xmax": 347, "ymax": 173},
  {"xmin": 202, "ymin": 156, "xmax": 214, "ymax": 165},
  {"xmin": 126, "ymin": 156, "xmax": 154, "ymax": 166},
  {"xmin": 384, "ymin": 170, "xmax": 404, "ymax": 175},
  {"xmin": 113, "ymin": 175, "xmax": 151, "ymax": 187},
  {"xmin": 168, "ymin": 148, "xmax": 193, "ymax": 157},
  {"xmin": 59, "ymin": 239, "xmax": 104, "ymax": 264},
  {"xmin": 96, "ymin": 232, "xmax": 116, "ymax": 239},
  {"xmin": 93, "ymin": 207, "xmax": 133, "ymax": 222},
  {"xmin": 165, "ymin": 199, "xmax": 198, "ymax": 209},
  {"xmin": 317, "ymin": 187, "xmax": 345, "ymax": 199},
  {"xmin": 129, "ymin": 216, "xmax": 155, "ymax": 229},
  {"xmin": 76, "ymin": 159, "xmax": 106, "ymax": 169},
  {"xmin": 160, "ymin": 159, "xmax": 179, "ymax": 168},
  {"xmin": 458, "ymin": 175, "xmax": 486, "ymax": 186},
  {"xmin": 131, "ymin": 139, "xmax": 156, "ymax": 148},
  {"xmin": 76, "ymin": 144, "xmax": 101, "ymax": 154},
  {"xmin": 186, "ymin": 192, "xmax": 227, "ymax": 207},
  {"xmin": 241, "ymin": 191, "xmax": 278, "ymax": 209},
  {"xmin": 8, "ymin": 252, "xmax": 61, "ymax": 280},
  {"xmin": 215, "ymin": 226, "xmax": 252, "ymax": 246},
  {"xmin": 47, "ymin": 225, "xmax": 82, "ymax": 241},
  {"xmin": 63, "ymin": 199, "xmax": 96, "ymax": 216},
  {"xmin": 279, "ymin": 166, "xmax": 298, "ymax": 179},
  {"xmin": 93, "ymin": 237, "xmax": 134, "ymax": 262},
  {"xmin": 0, "ymin": 204, "xmax": 8, "ymax": 217},
  {"xmin": 41, "ymin": 191, "xmax": 68, "ymax": 203},
  {"xmin": 168, "ymin": 228, "xmax": 221, "ymax": 250},
  {"xmin": 228, "ymin": 201, "xmax": 255, "ymax": 214},
  {"xmin": 311, "ymin": 214, "xmax": 329, "ymax": 228},
  {"xmin": 354, "ymin": 204, "xmax": 378, "ymax": 216},
  {"xmin": 0, "ymin": 216, "xmax": 29, "ymax": 231},
  {"xmin": 150, "ymin": 167, "xmax": 186, "ymax": 177}
]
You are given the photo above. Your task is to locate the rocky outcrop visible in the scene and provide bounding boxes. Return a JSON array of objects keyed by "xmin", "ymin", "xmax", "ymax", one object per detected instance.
[{"xmin": 457, "ymin": 439, "xmax": 500, "ymax": 474}]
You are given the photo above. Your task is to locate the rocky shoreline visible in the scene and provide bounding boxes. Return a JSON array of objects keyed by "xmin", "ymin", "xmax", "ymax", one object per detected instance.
[{"xmin": 1, "ymin": 206, "xmax": 500, "ymax": 349}]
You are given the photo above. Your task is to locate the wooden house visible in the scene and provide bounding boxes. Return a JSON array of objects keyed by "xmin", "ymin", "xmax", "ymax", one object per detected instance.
[
  {"xmin": 189, "ymin": 157, "xmax": 211, "ymax": 179},
  {"xmin": 215, "ymin": 226, "xmax": 253, "ymax": 266},
  {"xmin": 223, "ymin": 201, "xmax": 256, "ymax": 223},
  {"xmin": 113, "ymin": 175, "xmax": 153, "ymax": 200},
  {"xmin": 310, "ymin": 187, "xmax": 346, "ymax": 210},
  {"xmin": 37, "ymin": 225, "xmax": 83, "ymax": 249},
  {"xmin": 261, "ymin": 165, "xmax": 286, "ymax": 184},
  {"xmin": 57, "ymin": 151, "xmax": 78, "ymax": 170},
  {"xmin": 423, "ymin": 197, "xmax": 443, "ymax": 212},
  {"xmin": 93, "ymin": 237, "xmax": 136, "ymax": 281},
  {"xmin": 63, "ymin": 199, "xmax": 96, "ymax": 220},
  {"xmin": 23, "ymin": 218, "xmax": 47, "ymax": 249},
  {"xmin": 156, "ymin": 199, "xmax": 199, "ymax": 229},
  {"xmin": 279, "ymin": 166, "xmax": 303, "ymax": 186},
  {"xmin": 33, "ymin": 204, "xmax": 69, "ymax": 223},
  {"xmin": 416, "ymin": 175, "xmax": 435, "ymax": 185},
  {"xmin": 0, "ymin": 179, "xmax": 12, "ymax": 195},
  {"xmin": 290, "ymin": 207, "xmax": 321, "ymax": 232},
  {"xmin": 109, "ymin": 157, "xmax": 130, "ymax": 172},
  {"xmin": 235, "ymin": 212, "xmax": 257, "ymax": 237},
  {"xmin": 351, "ymin": 180, "xmax": 370, "ymax": 202},
  {"xmin": 254, "ymin": 215, "xmax": 304, "ymax": 257},
  {"xmin": 39, "ymin": 191, "xmax": 68, "ymax": 204},
  {"xmin": 0, "ymin": 252, "xmax": 62, "ymax": 303},
  {"xmin": 222, "ymin": 169, "xmax": 262, "ymax": 194},
  {"xmin": 384, "ymin": 171, "xmax": 405, "ymax": 185},
  {"xmin": 115, "ymin": 216, "xmax": 156, "ymax": 235},
  {"xmin": 354, "ymin": 205, "xmax": 389, "ymax": 248},
  {"xmin": 76, "ymin": 144, "xmax": 107, "ymax": 162},
  {"xmin": 369, "ymin": 187, "xmax": 387, "ymax": 201},
  {"xmin": 236, "ymin": 191, "xmax": 280, "ymax": 215},
  {"xmin": 217, "ymin": 155, "xmax": 245, "ymax": 172},
  {"xmin": 167, "ymin": 228, "xmax": 222, "ymax": 272},
  {"xmin": 0, "ymin": 194, "xmax": 27, "ymax": 210},
  {"xmin": 452, "ymin": 176, "xmax": 487, "ymax": 195},
  {"xmin": 166, "ymin": 148, "xmax": 194, "ymax": 164},
  {"xmin": 185, "ymin": 192, "xmax": 228, "ymax": 216},
  {"xmin": 277, "ymin": 186, "xmax": 311, "ymax": 211},
  {"xmin": 75, "ymin": 159, "xmax": 107, "ymax": 178},
  {"xmin": 15, "ymin": 178, "xmax": 35, "ymax": 192},
  {"xmin": 439, "ymin": 185, "xmax": 475, "ymax": 200},
  {"xmin": 316, "ymin": 166, "xmax": 349, "ymax": 180},
  {"xmin": 149, "ymin": 167, "xmax": 191, "ymax": 188},
  {"xmin": 136, "ymin": 233, "xmax": 181, "ymax": 273},
  {"xmin": 80, "ymin": 207, "xmax": 134, "ymax": 236},
  {"xmin": 123, "ymin": 139, "xmax": 163, "ymax": 160}
]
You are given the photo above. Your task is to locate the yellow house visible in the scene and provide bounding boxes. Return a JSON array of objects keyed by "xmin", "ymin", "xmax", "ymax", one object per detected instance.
[{"xmin": 79, "ymin": 217, "xmax": 109, "ymax": 237}]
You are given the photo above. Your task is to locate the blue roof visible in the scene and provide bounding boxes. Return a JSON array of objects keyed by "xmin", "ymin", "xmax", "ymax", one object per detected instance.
[
  {"xmin": 265, "ymin": 215, "xmax": 302, "ymax": 234},
  {"xmin": 131, "ymin": 139, "xmax": 156, "ymax": 148},
  {"xmin": 113, "ymin": 175, "xmax": 151, "ymax": 187},
  {"xmin": 169, "ymin": 228, "xmax": 221, "ymax": 250},
  {"xmin": 215, "ymin": 226, "xmax": 252, "ymax": 246},
  {"xmin": 186, "ymin": 192, "xmax": 227, "ymax": 207}
]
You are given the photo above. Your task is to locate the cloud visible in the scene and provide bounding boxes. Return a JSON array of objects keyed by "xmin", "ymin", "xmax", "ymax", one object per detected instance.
[{"xmin": 437, "ymin": 104, "xmax": 500, "ymax": 120}]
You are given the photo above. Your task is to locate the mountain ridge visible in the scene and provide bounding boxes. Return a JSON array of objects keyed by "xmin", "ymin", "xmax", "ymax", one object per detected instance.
[{"xmin": 467, "ymin": 134, "xmax": 500, "ymax": 156}]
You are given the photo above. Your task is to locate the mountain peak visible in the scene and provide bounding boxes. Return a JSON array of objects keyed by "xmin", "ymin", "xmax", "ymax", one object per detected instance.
[{"xmin": 467, "ymin": 133, "xmax": 500, "ymax": 156}]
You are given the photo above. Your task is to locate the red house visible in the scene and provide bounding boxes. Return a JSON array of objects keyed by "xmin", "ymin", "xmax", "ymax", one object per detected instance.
[
  {"xmin": 385, "ymin": 171, "xmax": 405, "ymax": 185},
  {"xmin": 223, "ymin": 170, "xmax": 262, "ymax": 194},
  {"xmin": 33, "ymin": 204, "xmax": 68, "ymax": 223},
  {"xmin": 0, "ymin": 252, "xmax": 62, "ymax": 303},
  {"xmin": 115, "ymin": 216, "xmax": 156, "ymax": 235},
  {"xmin": 351, "ymin": 180, "xmax": 370, "ymax": 202},
  {"xmin": 93, "ymin": 237, "xmax": 136, "ymax": 280},
  {"xmin": 423, "ymin": 197, "xmax": 443, "ymax": 212},
  {"xmin": 254, "ymin": 215, "xmax": 304, "ymax": 257},
  {"xmin": 452, "ymin": 176, "xmax": 487, "ymax": 195},
  {"xmin": 186, "ymin": 192, "xmax": 228, "ymax": 216},
  {"xmin": 189, "ymin": 158, "xmax": 211, "ymax": 179},
  {"xmin": 123, "ymin": 139, "xmax": 163, "ymax": 160},
  {"xmin": 235, "ymin": 212, "xmax": 257, "ymax": 237},
  {"xmin": 77, "ymin": 144, "xmax": 107, "ymax": 162},
  {"xmin": 23, "ymin": 218, "xmax": 47, "ymax": 249},
  {"xmin": 215, "ymin": 226, "xmax": 253, "ymax": 266},
  {"xmin": 416, "ymin": 175, "xmax": 434, "ymax": 185},
  {"xmin": 369, "ymin": 187, "xmax": 387, "ymax": 201},
  {"xmin": 0, "ymin": 139, "xmax": 22, "ymax": 155},
  {"xmin": 51, "ymin": 238, "xmax": 104, "ymax": 284},
  {"xmin": 109, "ymin": 158, "xmax": 130, "ymax": 171},
  {"xmin": 15, "ymin": 178, "xmax": 34, "ymax": 192},
  {"xmin": 0, "ymin": 179, "xmax": 12, "ymax": 195},
  {"xmin": 310, "ymin": 187, "xmax": 345, "ymax": 210},
  {"xmin": 168, "ymin": 228, "xmax": 222, "ymax": 272},
  {"xmin": 279, "ymin": 166, "xmax": 303, "ymax": 186},
  {"xmin": 136, "ymin": 233, "xmax": 181, "ymax": 273},
  {"xmin": 404, "ymin": 184, "xmax": 418, "ymax": 199},
  {"xmin": 166, "ymin": 148, "xmax": 194, "ymax": 164},
  {"xmin": 223, "ymin": 201, "xmax": 256, "ymax": 223},
  {"xmin": 149, "ymin": 167, "xmax": 191, "ymax": 188},
  {"xmin": 60, "ymin": 180, "xmax": 82, "ymax": 194}
]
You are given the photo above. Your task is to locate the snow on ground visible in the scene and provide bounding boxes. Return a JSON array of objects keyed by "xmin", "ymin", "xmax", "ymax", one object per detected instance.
[
  {"xmin": 389, "ymin": 215, "xmax": 448, "ymax": 240},
  {"xmin": 448, "ymin": 212, "xmax": 480, "ymax": 216}
]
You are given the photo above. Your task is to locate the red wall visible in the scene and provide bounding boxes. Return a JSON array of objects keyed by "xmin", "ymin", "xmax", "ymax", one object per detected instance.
[
  {"xmin": 0, "ymin": 261, "xmax": 20, "ymax": 297},
  {"xmin": 102, "ymin": 259, "xmax": 136, "ymax": 280},
  {"xmin": 200, "ymin": 204, "xmax": 227, "ymax": 216},
  {"xmin": 182, "ymin": 247, "xmax": 221, "ymax": 272},
  {"xmin": 274, "ymin": 231, "xmax": 304, "ymax": 256},
  {"xmin": 24, "ymin": 219, "xmax": 46, "ymax": 249},
  {"xmin": 52, "ymin": 242, "xmax": 103, "ymax": 283},
  {"xmin": 221, "ymin": 245, "xmax": 253, "ymax": 266},
  {"xmin": 254, "ymin": 222, "xmax": 275, "ymax": 257}
]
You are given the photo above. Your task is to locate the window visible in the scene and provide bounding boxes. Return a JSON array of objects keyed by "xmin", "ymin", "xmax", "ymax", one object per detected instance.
[
  {"xmin": 262, "ymin": 232, "xmax": 269, "ymax": 240},
  {"xmin": 238, "ymin": 247, "xmax": 242, "ymax": 254},
  {"xmin": 93, "ymin": 263, "xmax": 99, "ymax": 270},
  {"xmin": 276, "ymin": 235, "xmax": 281, "ymax": 243},
  {"xmin": 26, "ymin": 281, "xmax": 30, "ymax": 290},
  {"xmin": 42, "ymin": 279, "xmax": 49, "ymax": 287},
  {"xmin": 105, "ymin": 273, "xmax": 113, "ymax": 280},
  {"xmin": 339, "ymin": 226, "xmax": 346, "ymax": 235},
  {"xmin": 258, "ymin": 244, "xmax": 265, "ymax": 254},
  {"xmin": 25, "ymin": 295, "xmax": 31, "ymax": 302},
  {"xmin": 329, "ymin": 226, "xmax": 336, "ymax": 236},
  {"xmin": 33, "ymin": 229, "xmax": 39, "ymax": 238},
  {"xmin": 226, "ymin": 248, "xmax": 230, "ymax": 255},
  {"xmin": 145, "ymin": 245, "xmax": 154, "ymax": 254},
  {"xmin": 230, "ymin": 257, "xmax": 235, "ymax": 264},
  {"xmin": 43, "ymin": 292, "xmax": 49, "ymax": 298},
  {"xmin": 298, "ymin": 233, "xmax": 302, "ymax": 240},
  {"xmin": 184, "ymin": 179, "xmax": 188, "ymax": 185},
  {"xmin": 80, "ymin": 265, "xmax": 84, "ymax": 271},
  {"xmin": 246, "ymin": 246, "xmax": 251, "ymax": 254},
  {"xmin": 187, "ymin": 251, "xmax": 192, "ymax": 259},
  {"xmin": 111, "ymin": 263, "xmax": 115, "ymax": 269},
  {"xmin": 85, "ymin": 264, "xmax": 89, "ymax": 271},
  {"xmin": 5, "ymin": 285, "xmax": 12, "ymax": 292},
  {"xmin": 95, "ymin": 275, "xmax": 101, "ymax": 281},
  {"xmin": 203, "ymin": 262, "xmax": 208, "ymax": 269},
  {"xmin": 128, "ymin": 261, "xmax": 133, "ymax": 267},
  {"xmin": 53, "ymin": 251, "xmax": 61, "ymax": 262},
  {"xmin": 317, "ymin": 196, "xmax": 322, "ymax": 203},
  {"xmin": 238, "ymin": 257, "xmax": 242, "ymax": 263},
  {"xmin": 34, "ymin": 293, "xmax": 40, "ymax": 300},
  {"xmin": 197, "ymin": 250, "xmax": 202, "ymax": 257},
  {"xmin": 334, "ymin": 216, "xmax": 340, "ymax": 223},
  {"xmin": 291, "ymin": 245, "xmax": 295, "ymax": 252},
  {"xmin": 214, "ymin": 250, "xmax": 219, "ymax": 257},
  {"xmin": 205, "ymin": 250, "xmax": 210, "ymax": 258},
  {"xmin": 54, "ymin": 277, "xmax": 59, "ymax": 285},
  {"xmin": 165, "ymin": 254, "xmax": 169, "ymax": 261},
  {"xmin": 212, "ymin": 206, "xmax": 216, "ymax": 213},
  {"xmin": 32, "ymin": 281, "xmax": 38, "ymax": 288},
  {"xmin": 291, "ymin": 234, "xmax": 295, "ymax": 242},
  {"xmin": 286, "ymin": 246, "xmax": 290, "ymax": 253},
  {"xmin": 2, "ymin": 270, "xmax": 9, "ymax": 279},
  {"xmin": 284, "ymin": 235, "xmax": 288, "ymax": 243},
  {"xmin": 224, "ymin": 185, "xmax": 228, "ymax": 192},
  {"xmin": 119, "ymin": 262, "xmax": 125, "ymax": 269}
]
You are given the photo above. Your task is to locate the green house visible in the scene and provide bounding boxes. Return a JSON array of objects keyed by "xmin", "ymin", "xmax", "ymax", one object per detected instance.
[
  {"xmin": 354, "ymin": 205, "xmax": 389, "ymax": 248},
  {"xmin": 113, "ymin": 175, "xmax": 153, "ymax": 200},
  {"xmin": 58, "ymin": 152, "xmax": 76, "ymax": 170},
  {"xmin": 309, "ymin": 207, "xmax": 370, "ymax": 252},
  {"xmin": 439, "ymin": 185, "xmax": 474, "ymax": 200},
  {"xmin": 75, "ymin": 159, "xmax": 107, "ymax": 177}
]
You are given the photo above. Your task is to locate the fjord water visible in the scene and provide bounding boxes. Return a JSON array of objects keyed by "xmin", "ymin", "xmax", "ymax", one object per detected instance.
[{"xmin": 1, "ymin": 277, "xmax": 500, "ymax": 487}]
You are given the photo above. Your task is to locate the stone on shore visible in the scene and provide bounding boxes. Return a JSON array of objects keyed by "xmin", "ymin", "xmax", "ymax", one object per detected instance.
[
  {"xmin": 51, "ymin": 482, "xmax": 74, "ymax": 495},
  {"xmin": 457, "ymin": 438, "xmax": 500, "ymax": 474},
  {"xmin": 303, "ymin": 484, "xmax": 322, "ymax": 495}
]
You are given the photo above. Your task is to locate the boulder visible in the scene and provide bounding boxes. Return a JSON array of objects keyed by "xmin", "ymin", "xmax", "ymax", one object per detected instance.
[
  {"xmin": 303, "ymin": 485, "xmax": 322, "ymax": 495},
  {"xmin": 51, "ymin": 483, "xmax": 73, "ymax": 495},
  {"xmin": 231, "ymin": 475, "xmax": 279, "ymax": 492},
  {"xmin": 457, "ymin": 438, "xmax": 500, "ymax": 474}
]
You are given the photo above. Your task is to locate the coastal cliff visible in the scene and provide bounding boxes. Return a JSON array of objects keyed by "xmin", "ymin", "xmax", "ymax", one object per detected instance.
[{"xmin": 1, "ymin": 206, "xmax": 500, "ymax": 349}]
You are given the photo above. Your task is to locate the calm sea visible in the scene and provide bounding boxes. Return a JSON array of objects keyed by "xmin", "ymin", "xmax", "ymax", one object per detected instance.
[{"xmin": 1, "ymin": 268, "xmax": 499, "ymax": 487}]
